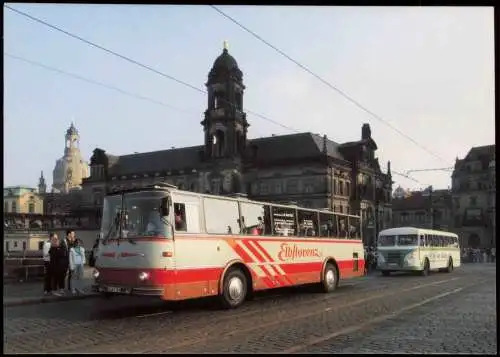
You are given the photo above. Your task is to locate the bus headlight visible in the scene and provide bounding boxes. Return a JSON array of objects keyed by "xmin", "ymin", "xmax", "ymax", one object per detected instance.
[
  {"xmin": 93, "ymin": 269, "xmax": 100, "ymax": 279},
  {"xmin": 377, "ymin": 254, "xmax": 385, "ymax": 264},
  {"xmin": 138, "ymin": 272, "xmax": 150, "ymax": 281},
  {"xmin": 404, "ymin": 252, "xmax": 417, "ymax": 264}
]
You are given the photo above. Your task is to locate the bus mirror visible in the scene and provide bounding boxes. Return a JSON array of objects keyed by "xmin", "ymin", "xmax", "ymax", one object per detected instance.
[{"xmin": 160, "ymin": 197, "xmax": 170, "ymax": 217}]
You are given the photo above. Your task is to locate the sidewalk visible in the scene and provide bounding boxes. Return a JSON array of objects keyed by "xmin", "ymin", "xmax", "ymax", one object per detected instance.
[{"xmin": 3, "ymin": 267, "xmax": 99, "ymax": 307}]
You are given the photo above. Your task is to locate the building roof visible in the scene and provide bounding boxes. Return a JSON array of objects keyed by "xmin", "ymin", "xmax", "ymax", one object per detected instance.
[
  {"xmin": 108, "ymin": 145, "xmax": 203, "ymax": 176},
  {"xmin": 106, "ymin": 132, "xmax": 348, "ymax": 177},
  {"xmin": 250, "ymin": 132, "xmax": 345, "ymax": 163},
  {"xmin": 454, "ymin": 144, "xmax": 495, "ymax": 173}
]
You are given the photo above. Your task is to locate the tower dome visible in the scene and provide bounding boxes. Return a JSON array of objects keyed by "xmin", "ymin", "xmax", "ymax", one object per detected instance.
[{"xmin": 208, "ymin": 41, "xmax": 242, "ymax": 82}]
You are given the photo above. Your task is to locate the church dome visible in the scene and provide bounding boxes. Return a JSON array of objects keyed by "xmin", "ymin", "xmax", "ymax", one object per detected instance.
[
  {"xmin": 208, "ymin": 42, "xmax": 242, "ymax": 81},
  {"xmin": 52, "ymin": 124, "xmax": 89, "ymax": 193},
  {"xmin": 213, "ymin": 48, "xmax": 239, "ymax": 71}
]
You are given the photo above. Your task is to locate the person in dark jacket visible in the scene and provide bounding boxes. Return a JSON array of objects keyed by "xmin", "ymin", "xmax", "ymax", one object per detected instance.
[{"xmin": 48, "ymin": 233, "xmax": 67, "ymax": 296}]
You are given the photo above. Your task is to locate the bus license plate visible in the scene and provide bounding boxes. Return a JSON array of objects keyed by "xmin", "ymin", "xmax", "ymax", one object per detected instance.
[{"xmin": 106, "ymin": 286, "xmax": 130, "ymax": 294}]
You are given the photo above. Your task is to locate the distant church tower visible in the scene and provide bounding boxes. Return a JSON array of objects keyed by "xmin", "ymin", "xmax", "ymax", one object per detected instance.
[
  {"xmin": 201, "ymin": 41, "xmax": 249, "ymax": 160},
  {"xmin": 38, "ymin": 171, "xmax": 47, "ymax": 194},
  {"xmin": 52, "ymin": 123, "xmax": 90, "ymax": 193}
]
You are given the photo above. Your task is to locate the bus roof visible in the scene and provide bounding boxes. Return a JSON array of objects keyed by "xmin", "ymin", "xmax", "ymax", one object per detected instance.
[
  {"xmin": 379, "ymin": 227, "xmax": 458, "ymax": 237},
  {"xmin": 107, "ymin": 183, "xmax": 361, "ymax": 219}
]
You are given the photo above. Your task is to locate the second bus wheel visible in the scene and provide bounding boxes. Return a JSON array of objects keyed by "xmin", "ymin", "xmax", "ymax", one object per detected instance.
[
  {"xmin": 321, "ymin": 263, "xmax": 338, "ymax": 293},
  {"xmin": 220, "ymin": 268, "xmax": 248, "ymax": 309}
]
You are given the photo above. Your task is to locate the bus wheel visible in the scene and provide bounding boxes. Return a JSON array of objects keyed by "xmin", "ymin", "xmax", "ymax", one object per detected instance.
[
  {"xmin": 321, "ymin": 263, "xmax": 338, "ymax": 293},
  {"xmin": 421, "ymin": 259, "xmax": 430, "ymax": 276},
  {"xmin": 220, "ymin": 269, "xmax": 247, "ymax": 309},
  {"xmin": 445, "ymin": 258, "xmax": 453, "ymax": 273},
  {"xmin": 381, "ymin": 271, "xmax": 390, "ymax": 277}
]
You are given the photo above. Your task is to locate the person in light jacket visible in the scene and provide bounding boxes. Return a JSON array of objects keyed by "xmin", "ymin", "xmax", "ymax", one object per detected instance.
[
  {"xmin": 43, "ymin": 235, "xmax": 53, "ymax": 295},
  {"xmin": 69, "ymin": 239, "xmax": 86, "ymax": 294}
]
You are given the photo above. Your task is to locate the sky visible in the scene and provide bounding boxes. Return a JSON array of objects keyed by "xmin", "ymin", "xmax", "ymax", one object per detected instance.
[{"xmin": 3, "ymin": 5, "xmax": 495, "ymax": 192}]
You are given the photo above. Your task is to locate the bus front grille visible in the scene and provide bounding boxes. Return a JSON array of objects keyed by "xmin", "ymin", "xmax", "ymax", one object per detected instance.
[{"xmin": 387, "ymin": 252, "xmax": 402, "ymax": 265}]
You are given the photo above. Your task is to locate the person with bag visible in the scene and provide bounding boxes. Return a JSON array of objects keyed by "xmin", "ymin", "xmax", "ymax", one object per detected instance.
[{"xmin": 69, "ymin": 239, "xmax": 86, "ymax": 295}]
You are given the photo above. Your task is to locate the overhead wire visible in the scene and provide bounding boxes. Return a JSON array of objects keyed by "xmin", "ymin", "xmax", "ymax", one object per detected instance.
[
  {"xmin": 4, "ymin": 53, "xmax": 199, "ymax": 116},
  {"xmin": 5, "ymin": 5, "xmax": 429, "ymax": 187},
  {"xmin": 210, "ymin": 5, "xmax": 449, "ymax": 165},
  {"xmin": 4, "ymin": 4, "xmax": 297, "ymax": 132}
]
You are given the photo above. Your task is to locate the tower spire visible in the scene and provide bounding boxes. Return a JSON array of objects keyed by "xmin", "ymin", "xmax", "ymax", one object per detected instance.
[{"xmin": 223, "ymin": 40, "xmax": 229, "ymax": 51}]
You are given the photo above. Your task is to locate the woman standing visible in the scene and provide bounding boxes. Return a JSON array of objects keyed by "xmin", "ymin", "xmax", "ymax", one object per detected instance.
[
  {"xmin": 49, "ymin": 233, "xmax": 67, "ymax": 296},
  {"xmin": 69, "ymin": 239, "xmax": 86, "ymax": 294}
]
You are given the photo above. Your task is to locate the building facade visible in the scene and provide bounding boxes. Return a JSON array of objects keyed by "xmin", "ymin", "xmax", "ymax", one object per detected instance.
[
  {"xmin": 3, "ymin": 186, "xmax": 44, "ymax": 215},
  {"xmin": 80, "ymin": 44, "xmax": 393, "ymax": 246},
  {"xmin": 451, "ymin": 145, "xmax": 496, "ymax": 248},
  {"xmin": 391, "ymin": 186, "xmax": 453, "ymax": 231}
]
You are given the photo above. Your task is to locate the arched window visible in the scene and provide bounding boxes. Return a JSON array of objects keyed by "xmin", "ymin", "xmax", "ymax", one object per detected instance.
[
  {"xmin": 29, "ymin": 203, "xmax": 35, "ymax": 213},
  {"xmin": 213, "ymin": 130, "xmax": 226, "ymax": 157},
  {"xmin": 235, "ymin": 92, "xmax": 242, "ymax": 110}
]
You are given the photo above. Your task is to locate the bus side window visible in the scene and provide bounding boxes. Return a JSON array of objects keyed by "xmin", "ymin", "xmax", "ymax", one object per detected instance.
[
  {"xmin": 419, "ymin": 235, "xmax": 425, "ymax": 247},
  {"xmin": 203, "ymin": 197, "xmax": 239, "ymax": 235},
  {"xmin": 319, "ymin": 212, "xmax": 335, "ymax": 238},
  {"xmin": 297, "ymin": 209, "xmax": 319, "ymax": 237},
  {"xmin": 348, "ymin": 216, "xmax": 360, "ymax": 240},
  {"xmin": 271, "ymin": 205, "xmax": 297, "ymax": 236},
  {"xmin": 174, "ymin": 203, "xmax": 187, "ymax": 232}
]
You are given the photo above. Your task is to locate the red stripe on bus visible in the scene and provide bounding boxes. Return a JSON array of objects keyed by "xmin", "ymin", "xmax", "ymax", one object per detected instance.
[
  {"xmin": 252, "ymin": 241, "xmax": 275, "ymax": 262},
  {"xmin": 259, "ymin": 265, "xmax": 280, "ymax": 286},
  {"xmin": 270, "ymin": 265, "xmax": 294, "ymax": 285},
  {"xmin": 232, "ymin": 243, "xmax": 255, "ymax": 264},
  {"xmin": 242, "ymin": 240, "xmax": 267, "ymax": 263}
]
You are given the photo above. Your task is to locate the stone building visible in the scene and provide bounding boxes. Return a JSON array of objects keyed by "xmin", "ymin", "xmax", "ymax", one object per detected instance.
[
  {"xmin": 80, "ymin": 43, "xmax": 393, "ymax": 246},
  {"xmin": 3, "ymin": 186, "xmax": 44, "ymax": 215},
  {"xmin": 52, "ymin": 123, "xmax": 89, "ymax": 194},
  {"xmin": 452, "ymin": 145, "xmax": 496, "ymax": 248},
  {"xmin": 391, "ymin": 186, "xmax": 453, "ymax": 231}
]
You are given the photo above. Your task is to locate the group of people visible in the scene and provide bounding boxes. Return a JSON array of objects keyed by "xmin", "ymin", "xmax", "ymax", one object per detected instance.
[
  {"xmin": 42, "ymin": 229, "xmax": 87, "ymax": 296},
  {"xmin": 462, "ymin": 247, "xmax": 496, "ymax": 263}
]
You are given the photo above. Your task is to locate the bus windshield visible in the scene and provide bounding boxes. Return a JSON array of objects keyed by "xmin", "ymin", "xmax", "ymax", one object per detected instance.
[
  {"xmin": 101, "ymin": 195, "xmax": 122, "ymax": 240},
  {"xmin": 378, "ymin": 235, "xmax": 396, "ymax": 247},
  {"xmin": 122, "ymin": 191, "xmax": 171, "ymax": 238},
  {"xmin": 397, "ymin": 234, "xmax": 418, "ymax": 246},
  {"xmin": 101, "ymin": 191, "xmax": 172, "ymax": 240}
]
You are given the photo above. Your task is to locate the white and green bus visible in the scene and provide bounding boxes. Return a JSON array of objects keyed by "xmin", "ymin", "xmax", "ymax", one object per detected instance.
[{"xmin": 376, "ymin": 227, "xmax": 461, "ymax": 276}]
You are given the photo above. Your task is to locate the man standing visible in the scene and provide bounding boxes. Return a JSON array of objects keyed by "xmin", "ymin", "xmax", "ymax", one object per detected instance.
[
  {"xmin": 43, "ymin": 235, "xmax": 52, "ymax": 295},
  {"xmin": 61, "ymin": 230, "xmax": 76, "ymax": 293}
]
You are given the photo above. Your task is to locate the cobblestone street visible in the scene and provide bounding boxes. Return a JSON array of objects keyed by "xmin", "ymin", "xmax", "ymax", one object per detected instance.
[{"xmin": 4, "ymin": 264, "xmax": 496, "ymax": 354}]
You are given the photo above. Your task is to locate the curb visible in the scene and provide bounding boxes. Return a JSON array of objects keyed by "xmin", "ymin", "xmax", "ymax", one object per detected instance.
[{"xmin": 4, "ymin": 292, "xmax": 100, "ymax": 307}]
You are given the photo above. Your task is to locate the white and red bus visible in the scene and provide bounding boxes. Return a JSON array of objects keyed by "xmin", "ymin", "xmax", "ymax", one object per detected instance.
[{"xmin": 92, "ymin": 183, "xmax": 365, "ymax": 308}]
